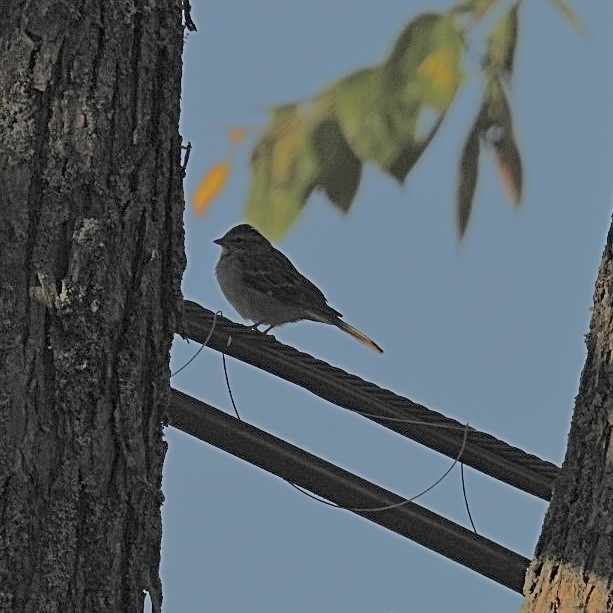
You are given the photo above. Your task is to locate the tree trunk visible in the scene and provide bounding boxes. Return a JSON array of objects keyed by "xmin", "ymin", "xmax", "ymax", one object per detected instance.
[
  {"xmin": 0, "ymin": 2, "xmax": 185, "ymax": 611},
  {"xmin": 521, "ymin": 215, "xmax": 613, "ymax": 611}
]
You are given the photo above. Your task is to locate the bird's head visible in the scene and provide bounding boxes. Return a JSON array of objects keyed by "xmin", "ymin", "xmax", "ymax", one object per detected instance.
[{"xmin": 213, "ymin": 224, "xmax": 272, "ymax": 253}]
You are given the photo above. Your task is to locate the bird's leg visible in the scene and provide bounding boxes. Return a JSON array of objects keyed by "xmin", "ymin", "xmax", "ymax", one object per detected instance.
[{"xmin": 262, "ymin": 325, "xmax": 275, "ymax": 334}]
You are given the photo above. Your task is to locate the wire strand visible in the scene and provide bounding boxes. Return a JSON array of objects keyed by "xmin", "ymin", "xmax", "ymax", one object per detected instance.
[
  {"xmin": 218, "ymin": 346, "xmax": 477, "ymax": 519},
  {"xmin": 288, "ymin": 424, "xmax": 470, "ymax": 513},
  {"xmin": 461, "ymin": 462, "xmax": 477, "ymax": 534},
  {"xmin": 171, "ymin": 310, "xmax": 220, "ymax": 377}
]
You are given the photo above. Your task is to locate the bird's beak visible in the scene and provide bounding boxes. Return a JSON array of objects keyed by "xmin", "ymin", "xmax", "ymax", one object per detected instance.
[{"xmin": 213, "ymin": 237, "xmax": 223, "ymax": 245}]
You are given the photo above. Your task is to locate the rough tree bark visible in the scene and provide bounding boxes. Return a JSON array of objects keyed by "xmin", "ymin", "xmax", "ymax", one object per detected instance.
[
  {"xmin": 521, "ymin": 215, "xmax": 613, "ymax": 611},
  {"xmin": 0, "ymin": 2, "xmax": 185, "ymax": 611}
]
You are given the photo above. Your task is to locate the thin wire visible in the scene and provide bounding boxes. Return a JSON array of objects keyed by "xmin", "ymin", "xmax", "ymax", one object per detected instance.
[
  {"xmin": 214, "ymin": 332, "xmax": 476, "ymax": 519},
  {"xmin": 219, "ymin": 351, "xmax": 473, "ymax": 515},
  {"xmin": 461, "ymin": 462, "xmax": 478, "ymax": 534},
  {"xmin": 288, "ymin": 423, "xmax": 470, "ymax": 513},
  {"xmin": 353, "ymin": 410, "xmax": 470, "ymax": 429},
  {"xmin": 185, "ymin": 305, "xmax": 559, "ymax": 503},
  {"xmin": 171, "ymin": 310, "xmax": 220, "ymax": 377},
  {"xmin": 223, "ymin": 351, "xmax": 241, "ymax": 420}
]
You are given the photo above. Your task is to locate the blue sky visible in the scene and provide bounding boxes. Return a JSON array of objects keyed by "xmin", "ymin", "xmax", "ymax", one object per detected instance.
[{"xmin": 159, "ymin": 2, "xmax": 613, "ymax": 611}]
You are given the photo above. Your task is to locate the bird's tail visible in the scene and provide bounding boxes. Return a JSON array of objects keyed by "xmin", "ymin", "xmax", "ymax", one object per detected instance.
[{"xmin": 333, "ymin": 318, "xmax": 383, "ymax": 354}]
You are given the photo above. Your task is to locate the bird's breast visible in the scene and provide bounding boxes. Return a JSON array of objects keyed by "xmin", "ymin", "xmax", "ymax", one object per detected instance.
[{"xmin": 216, "ymin": 253, "xmax": 309, "ymax": 325}]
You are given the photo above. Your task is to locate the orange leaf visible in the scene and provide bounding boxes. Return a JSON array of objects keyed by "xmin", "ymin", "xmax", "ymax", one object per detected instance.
[
  {"xmin": 493, "ymin": 146, "xmax": 521, "ymax": 204},
  {"xmin": 228, "ymin": 126, "xmax": 247, "ymax": 146},
  {"xmin": 547, "ymin": 0, "xmax": 587, "ymax": 36},
  {"xmin": 192, "ymin": 161, "xmax": 230, "ymax": 217}
]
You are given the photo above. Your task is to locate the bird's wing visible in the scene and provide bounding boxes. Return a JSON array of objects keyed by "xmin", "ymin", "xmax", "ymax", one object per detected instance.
[{"xmin": 240, "ymin": 246, "xmax": 342, "ymax": 318}]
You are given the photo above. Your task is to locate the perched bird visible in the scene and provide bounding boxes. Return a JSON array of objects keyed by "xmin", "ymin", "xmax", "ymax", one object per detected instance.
[{"xmin": 214, "ymin": 224, "xmax": 383, "ymax": 353}]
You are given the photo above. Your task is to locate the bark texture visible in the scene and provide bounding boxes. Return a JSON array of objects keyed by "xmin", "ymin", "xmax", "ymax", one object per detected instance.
[
  {"xmin": 0, "ymin": 2, "xmax": 185, "ymax": 611},
  {"xmin": 521, "ymin": 215, "xmax": 613, "ymax": 612}
]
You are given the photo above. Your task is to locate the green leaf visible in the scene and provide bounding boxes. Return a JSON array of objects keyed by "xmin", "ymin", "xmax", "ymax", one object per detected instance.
[
  {"xmin": 333, "ymin": 67, "xmax": 424, "ymax": 181},
  {"xmin": 243, "ymin": 12, "xmax": 474, "ymax": 231},
  {"xmin": 456, "ymin": 106, "xmax": 484, "ymax": 238},
  {"xmin": 486, "ymin": 3, "xmax": 519, "ymax": 79},
  {"xmin": 245, "ymin": 105, "xmax": 320, "ymax": 239},
  {"xmin": 244, "ymin": 189, "xmax": 302, "ymax": 241},
  {"xmin": 385, "ymin": 14, "xmax": 445, "ymax": 83},
  {"xmin": 310, "ymin": 118, "xmax": 362, "ymax": 213},
  {"xmin": 456, "ymin": 76, "xmax": 522, "ymax": 236},
  {"xmin": 384, "ymin": 13, "xmax": 464, "ymax": 111},
  {"xmin": 385, "ymin": 14, "xmax": 464, "ymax": 179},
  {"xmin": 484, "ymin": 79, "xmax": 523, "ymax": 204},
  {"xmin": 334, "ymin": 67, "xmax": 410, "ymax": 173},
  {"xmin": 245, "ymin": 99, "xmax": 364, "ymax": 237},
  {"xmin": 334, "ymin": 14, "xmax": 464, "ymax": 182}
]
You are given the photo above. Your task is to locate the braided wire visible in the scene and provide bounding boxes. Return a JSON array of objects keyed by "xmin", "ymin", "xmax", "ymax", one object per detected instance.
[{"xmin": 180, "ymin": 301, "xmax": 559, "ymax": 500}]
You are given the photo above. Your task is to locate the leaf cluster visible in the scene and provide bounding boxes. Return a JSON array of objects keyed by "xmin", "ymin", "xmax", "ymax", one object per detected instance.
[{"xmin": 223, "ymin": 0, "xmax": 582, "ymax": 238}]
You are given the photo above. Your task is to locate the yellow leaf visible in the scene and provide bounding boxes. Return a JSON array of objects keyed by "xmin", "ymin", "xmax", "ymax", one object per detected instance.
[
  {"xmin": 271, "ymin": 117, "xmax": 305, "ymax": 186},
  {"xmin": 192, "ymin": 161, "xmax": 230, "ymax": 217},
  {"xmin": 417, "ymin": 46, "xmax": 461, "ymax": 105}
]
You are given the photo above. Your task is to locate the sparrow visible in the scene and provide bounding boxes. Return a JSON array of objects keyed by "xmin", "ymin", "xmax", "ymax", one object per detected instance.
[{"xmin": 214, "ymin": 224, "xmax": 383, "ymax": 353}]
